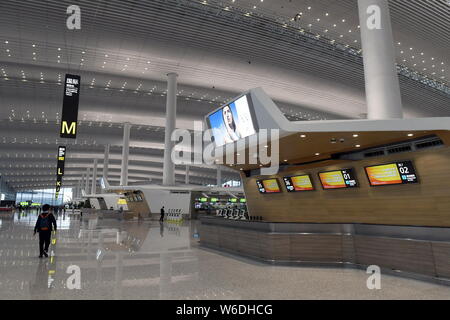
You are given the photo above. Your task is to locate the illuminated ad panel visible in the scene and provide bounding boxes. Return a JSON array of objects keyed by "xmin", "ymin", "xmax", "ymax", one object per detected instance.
[
  {"xmin": 55, "ymin": 146, "xmax": 66, "ymax": 199},
  {"xmin": 318, "ymin": 169, "xmax": 358, "ymax": 189},
  {"xmin": 117, "ymin": 199, "xmax": 127, "ymax": 205},
  {"xmin": 365, "ymin": 161, "xmax": 418, "ymax": 186},
  {"xmin": 207, "ymin": 94, "xmax": 258, "ymax": 147},
  {"xmin": 60, "ymin": 74, "xmax": 80, "ymax": 139},
  {"xmin": 256, "ymin": 179, "xmax": 281, "ymax": 193},
  {"xmin": 283, "ymin": 175, "xmax": 314, "ymax": 192}
]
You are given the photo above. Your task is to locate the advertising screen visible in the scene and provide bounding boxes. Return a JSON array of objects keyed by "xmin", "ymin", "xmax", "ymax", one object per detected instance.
[
  {"xmin": 117, "ymin": 199, "xmax": 127, "ymax": 205},
  {"xmin": 283, "ymin": 175, "xmax": 314, "ymax": 192},
  {"xmin": 318, "ymin": 169, "xmax": 358, "ymax": 189},
  {"xmin": 208, "ymin": 94, "xmax": 257, "ymax": 147},
  {"xmin": 256, "ymin": 179, "xmax": 281, "ymax": 194},
  {"xmin": 365, "ymin": 161, "xmax": 418, "ymax": 186}
]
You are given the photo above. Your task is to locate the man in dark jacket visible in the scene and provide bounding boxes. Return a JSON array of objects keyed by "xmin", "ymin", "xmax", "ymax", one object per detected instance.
[
  {"xmin": 160, "ymin": 206, "xmax": 165, "ymax": 221},
  {"xmin": 34, "ymin": 204, "xmax": 57, "ymax": 258}
]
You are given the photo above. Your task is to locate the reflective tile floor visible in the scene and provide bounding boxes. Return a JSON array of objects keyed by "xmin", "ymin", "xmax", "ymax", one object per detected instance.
[{"xmin": 1, "ymin": 210, "xmax": 450, "ymax": 300}]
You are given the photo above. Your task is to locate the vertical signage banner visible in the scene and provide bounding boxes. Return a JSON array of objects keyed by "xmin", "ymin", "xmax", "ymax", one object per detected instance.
[
  {"xmin": 60, "ymin": 74, "xmax": 80, "ymax": 139},
  {"xmin": 55, "ymin": 146, "xmax": 66, "ymax": 199}
]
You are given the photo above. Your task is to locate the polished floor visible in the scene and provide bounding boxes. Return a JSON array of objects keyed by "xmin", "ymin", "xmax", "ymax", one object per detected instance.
[{"xmin": 0, "ymin": 210, "xmax": 449, "ymax": 300}]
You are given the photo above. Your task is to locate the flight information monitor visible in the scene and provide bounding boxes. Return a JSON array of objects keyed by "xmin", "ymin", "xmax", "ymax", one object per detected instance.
[
  {"xmin": 318, "ymin": 169, "xmax": 358, "ymax": 189},
  {"xmin": 365, "ymin": 161, "xmax": 418, "ymax": 186},
  {"xmin": 207, "ymin": 94, "xmax": 258, "ymax": 147},
  {"xmin": 256, "ymin": 179, "xmax": 281, "ymax": 193},
  {"xmin": 283, "ymin": 175, "xmax": 314, "ymax": 192}
]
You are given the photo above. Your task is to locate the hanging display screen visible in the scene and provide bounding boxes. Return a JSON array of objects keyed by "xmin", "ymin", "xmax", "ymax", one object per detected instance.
[
  {"xmin": 60, "ymin": 74, "xmax": 80, "ymax": 139},
  {"xmin": 365, "ymin": 161, "xmax": 418, "ymax": 186},
  {"xmin": 318, "ymin": 169, "xmax": 358, "ymax": 189},
  {"xmin": 283, "ymin": 175, "xmax": 314, "ymax": 192},
  {"xmin": 207, "ymin": 94, "xmax": 258, "ymax": 147},
  {"xmin": 256, "ymin": 179, "xmax": 281, "ymax": 193},
  {"xmin": 55, "ymin": 146, "xmax": 66, "ymax": 199}
]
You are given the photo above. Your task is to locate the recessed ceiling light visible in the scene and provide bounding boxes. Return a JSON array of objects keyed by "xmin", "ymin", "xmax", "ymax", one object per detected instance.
[
  {"xmin": 355, "ymin": 145, "xmax": 361, "ymax": 148},
  {"xmin": 315, "ymin": 153, "xmax": 320, "ymax": 156},
  {"xmin": 407, "ymin": 133, "xmax": 413, "ymax": 137},
  {"xmin": 353, "ymin": 134, "xmax": 359, "ymax": 137},
  {"xmin": 300, "ymin": 134, "xmax": 306, "ymax": 138}
]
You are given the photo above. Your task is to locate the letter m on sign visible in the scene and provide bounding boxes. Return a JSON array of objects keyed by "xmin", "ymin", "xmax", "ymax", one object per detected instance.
[{"xmin": 61, "ymin": 121, "xmax": 77, "ymax": 136}]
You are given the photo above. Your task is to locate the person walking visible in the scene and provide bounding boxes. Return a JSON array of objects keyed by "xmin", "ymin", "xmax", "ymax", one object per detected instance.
[
  {"xmin": 33, "ymin": 204, "xmax": 57, "ymax": 258},
  {"xmin": 159, "ymin": 206, "xmax": 165, "ymax": 222}
]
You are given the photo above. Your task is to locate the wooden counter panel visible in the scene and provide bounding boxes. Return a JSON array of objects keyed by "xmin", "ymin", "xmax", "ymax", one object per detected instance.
[{"xmin": 354, "ymin": 235, "xmax": 436, "ymax": 276}]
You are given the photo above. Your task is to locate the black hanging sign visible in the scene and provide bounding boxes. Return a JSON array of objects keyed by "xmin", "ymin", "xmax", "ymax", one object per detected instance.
[
  {"xmin": 55, "ymin": 146, "xmax": 66, "ymax": 199},
  {"xmin": 60, "ymin": 74, "xmax": 80, "ymax": 139}
]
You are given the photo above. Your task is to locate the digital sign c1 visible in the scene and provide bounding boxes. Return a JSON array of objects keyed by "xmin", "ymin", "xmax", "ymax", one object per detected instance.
[{"xmin": 60, "ymin": 74, "xmax": 80, "ymax": 139}]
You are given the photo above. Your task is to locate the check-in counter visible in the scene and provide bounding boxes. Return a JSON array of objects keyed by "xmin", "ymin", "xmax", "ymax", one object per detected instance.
[{"xmin": 199, "ymin": 216, "xmax": 450, "ymax": 283}]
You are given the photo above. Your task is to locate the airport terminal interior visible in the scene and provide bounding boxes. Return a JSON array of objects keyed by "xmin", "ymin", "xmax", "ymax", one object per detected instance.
[{"xmin": 0, "ymin": 0, "xmax": 449, "ymax": 300}]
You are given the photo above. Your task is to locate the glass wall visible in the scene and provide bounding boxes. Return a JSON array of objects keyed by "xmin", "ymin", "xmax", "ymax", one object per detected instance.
[
  {"xmin": 0, "ymin": 175, "xmax": 16, "ymax": 201},
  {"xmin": 16, "ymin": 187, "xmax": 73, "ymax": 206}
]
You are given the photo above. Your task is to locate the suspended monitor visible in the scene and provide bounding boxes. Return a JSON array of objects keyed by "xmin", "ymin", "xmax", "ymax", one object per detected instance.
[
  {"xmin": 318, "ymin": 169, "xmax": 358, "ymax": 189},
  {"xmin": 365, "ymin": 161, "xmax": 418, "ymax": 186},
  {"xmin": 256, "ymin": 179, "xmax": 281, "ymax": 194},
  {"xmin": 283, "ymin": 175, "xmax": 314, "ymax": 192},
  {"xmin": 207, "ymin": 94, "xmax": 258, "ymax": 147}
]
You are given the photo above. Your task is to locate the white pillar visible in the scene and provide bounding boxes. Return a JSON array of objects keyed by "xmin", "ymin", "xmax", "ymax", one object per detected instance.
[
  {"xmin": 91, "ymin": 159, "xmax": 98, "ymax": 195},
  {"xmin": 185, "ymin": 165, "xmax": 190, "ymax": 185},
  {"xmin": 358, "ymin": 0, "xmax": 403, "ymax": 119},
  {"xmin": 120, "ymin": 123, "xmax": 131, "ymax": 186},
  {"xmin": 103, "ymin": 144, "xmax": 110, "ymax": 181},
  {"xmin": 162, "ymin": 72, "xmax": 178, "ymax": 186},
  {"xmin": 216, "ymin": 166, "xmax": 222, "ymax": 187},
  {"xmin": 79, "ymin": 173, "xmax": 85, "ymax": 197},
  {"xmin": 85, "ymin": 167, "xmax": 90, "ymax": 195}
]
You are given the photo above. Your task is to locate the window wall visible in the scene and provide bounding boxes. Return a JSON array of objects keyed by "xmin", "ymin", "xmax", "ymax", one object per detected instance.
[{"xmin": 16, "ymin": 187, "xmax": 73, "ymax": 206}]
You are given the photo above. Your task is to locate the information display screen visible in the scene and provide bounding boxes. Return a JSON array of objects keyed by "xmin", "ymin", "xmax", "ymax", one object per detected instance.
[
  {"xmin": 318, "ymin": 169, "xmax": 358, "ymax": 189},
  {"xmin": 207, "ymin": 94, "xmax": 257, "ymax": 147},
  {"xmin": 283, "ymin": 175, "xmax": 314, "ymax": 192},
  {"xmin": 256, "ymin": 179, "xmax": 281, "ymax": 193},
  {"xmin": 365, "ymin": 161, "xmax": 418, "ymax": 186}
]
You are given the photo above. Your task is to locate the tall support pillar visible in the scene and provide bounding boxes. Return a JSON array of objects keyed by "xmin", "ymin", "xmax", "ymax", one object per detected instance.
[
  {"xmin": 120, "ymin": 123, "xmax": 131, "ymax": 186},
  {"xmin": 85, "ymin": 168, "xmax": 90, "ymax": 195},
  {"xmin": 103, "ymin": 144, "xmax": 110, "ymax": 181},
  {"xmin": 358, "ymin": 0, "xmax": 403, "ymax": 119},
  {"xmin": 91, "ymin": 159, "xmax": 98, "ymax": 195},
  {"xmin": 216, "ymin": 166, "xmax": 222, "ymax": 187},
  {"xmin": 80, "ymin": 173, "xmax": 85, "ymax": 197},
  {"xmin": 162, "ymin": 72, "xmax": 178, "ymax": 186},
  {"xmin": 185, "ymin": 165, "xmax": 190, "ymax": 185}
]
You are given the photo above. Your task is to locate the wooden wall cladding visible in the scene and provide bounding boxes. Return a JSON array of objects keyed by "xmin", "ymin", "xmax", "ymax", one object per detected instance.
[
  {"xmin": 243, "ymin": 147, "xmax": 450, "ymax": 227},
  {"xmin": 198, "ymin": 222, "xmax": 450, "ymax": 280}
]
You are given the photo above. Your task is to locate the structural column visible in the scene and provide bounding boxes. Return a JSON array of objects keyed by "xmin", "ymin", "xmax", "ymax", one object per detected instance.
[
  {"xmin": 80, "ymin": 173, "xmax": 85, "ymax": 197},
  {"xmin": 185, "ymin": 165, "xmax": 190, "ymax": 185},
  {"xmin": 85, "ymin": 168, "xmax": 90, "ymax": 195},
  {"xmin": 358, "ymin": 0, "xmax": 403, "ymax": 119},
  {"xmin": 91, "ymin": 159, "xmax": 98, "ymax": 195},
  {"xmin": 120, "ymin": 123, "xmax": 131, "ymax": 186},
  {"xmin": 162, "ymin": 72, "xmax": 178, "ymax": 186},
  {"xmin": 216, "ymin": 166, "xmax": 222, "ymax": 187},
  {"xmin": 103, "ymin": 144, "xmax": 110, "ymax": 181}
]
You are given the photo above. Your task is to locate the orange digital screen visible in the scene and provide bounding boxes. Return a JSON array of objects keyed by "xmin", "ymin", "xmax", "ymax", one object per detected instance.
[
  {"xmin": 365, "ymin": 163, "xmax": 403, "ymax": 186},
  {"xmin": 283, "ymin": 175, "xmax": 314, "ymax": 192},
  {"xmin": 319, "ymin": 171, "xmax": 347, "ymax": 189},
  {"xmin": 256, "ymin": 179, "xmax": 281, "ymax": 193}
]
